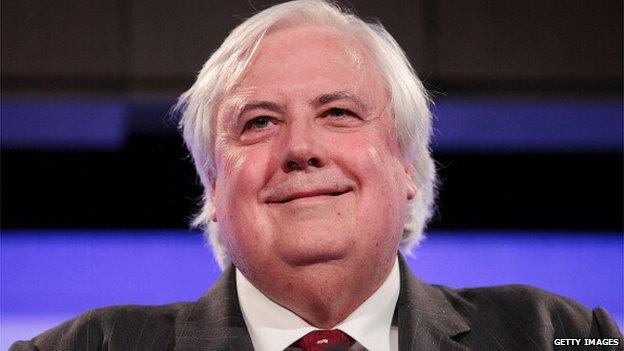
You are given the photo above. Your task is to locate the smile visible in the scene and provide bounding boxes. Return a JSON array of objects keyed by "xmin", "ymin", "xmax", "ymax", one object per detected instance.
[{"xmin": 267, "ymin": 189, "xmax": 352, "ymax": 204}]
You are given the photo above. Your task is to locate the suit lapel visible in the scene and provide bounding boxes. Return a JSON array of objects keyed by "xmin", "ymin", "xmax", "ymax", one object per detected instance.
[
  {"xmin": 174, "ymin": 265, "xmax": 254, "ymax": 350},
  {"xmin": 173, "ymin": 255, "xmax": 471, "ymax": 351},
  {"xmin": 397, "ymin": 255, "xmax": 471, "ymax": 351}
]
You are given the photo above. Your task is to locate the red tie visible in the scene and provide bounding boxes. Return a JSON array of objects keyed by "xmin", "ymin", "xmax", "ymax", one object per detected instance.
[{"xmin": 291, "ymin": 329, "xmax": 356, "ymax": 351}]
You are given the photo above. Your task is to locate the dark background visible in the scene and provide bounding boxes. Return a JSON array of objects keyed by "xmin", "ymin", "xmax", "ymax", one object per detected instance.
[{"xmin": 2, "ymin": 0, "xmax": 622, "ymax": 232}]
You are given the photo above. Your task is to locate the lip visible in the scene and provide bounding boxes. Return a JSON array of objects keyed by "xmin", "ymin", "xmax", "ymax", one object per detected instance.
[{"xmin": 267, "ymin": 188, "xmax": 352, "ymax": 204}]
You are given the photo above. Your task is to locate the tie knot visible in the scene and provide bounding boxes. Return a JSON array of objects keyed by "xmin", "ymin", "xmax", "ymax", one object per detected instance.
[{"xmin": 293, "ymin": 329, "xmax": 355, "ymax": 351}]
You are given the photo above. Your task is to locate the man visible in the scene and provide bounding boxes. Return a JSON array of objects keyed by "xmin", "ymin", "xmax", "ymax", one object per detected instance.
[{"xmin": 11, "ymin": 1, "xmax": 622, "ymax": 350}]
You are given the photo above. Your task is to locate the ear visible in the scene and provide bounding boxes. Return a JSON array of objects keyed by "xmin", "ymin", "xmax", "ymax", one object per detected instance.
[{"xmin": 404, "ymin": 163, "xmax": 417, "ymax": 200}]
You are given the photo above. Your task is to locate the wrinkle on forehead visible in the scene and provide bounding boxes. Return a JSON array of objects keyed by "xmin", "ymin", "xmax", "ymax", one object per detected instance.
[
  {"xmin": 247, "ymin": 25, "xmax": 370, "ymax": 81},
  {"xmin": 222, "ymin": 25, "xmax": 387, "ymax": 115},
  {"xmin": 265, "ymin": 23, "xmax": 365, "ymax": 60},
  {"xmin": 341, "ymin": 39, "xmax": 364, "ymax": 68}
]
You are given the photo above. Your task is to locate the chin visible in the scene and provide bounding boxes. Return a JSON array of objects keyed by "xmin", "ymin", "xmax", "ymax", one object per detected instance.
[{"xmin": 276, "ymin": 239, "xmax": 352, "ymax": 267}]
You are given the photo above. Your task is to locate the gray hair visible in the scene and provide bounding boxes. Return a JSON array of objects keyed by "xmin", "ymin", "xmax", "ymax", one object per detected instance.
[{"xmin": 176, "ymin": 0, "xmax": 436, "ymax": 269}]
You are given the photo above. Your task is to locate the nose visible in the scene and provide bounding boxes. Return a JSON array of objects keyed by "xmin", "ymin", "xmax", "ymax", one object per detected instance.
[{"xmin": 280, "ymin": 119, "xmax": 327, "ymax": 172}]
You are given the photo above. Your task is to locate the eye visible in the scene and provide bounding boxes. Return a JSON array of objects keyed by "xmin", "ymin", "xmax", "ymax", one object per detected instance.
[
  {"xmin": 243, "ymin": 116, "xmax": 274, "ymax": 132},
  {"xmin": 327, "ymin": 107, "xmax": 350, "ymax": 118},
  {"xmin": 324, "ymin": 107, "xmax": 360, "ymax": 119},
  {"xmin": 322, "ymin": 107, "xmax": 361, "ymax": 125}
]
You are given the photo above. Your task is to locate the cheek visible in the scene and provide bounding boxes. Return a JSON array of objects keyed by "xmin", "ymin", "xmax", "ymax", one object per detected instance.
[
  {"xmin": 213, "ymin": 143, "xmax": 251, "ymax": 228},
  {"xmin": 214, "ymin": 139, "xmax": 246, "ymax": 179},
  {"xmin": 362, "ymin": 146, "xmax": 407, "ymax": 204},
  {"xmin": 213, "ymin": 142, "xmax": 274, "ymax": 231},
  {"xmin": 337, "ymin": 132, "xmax": 406, "ymax": 196},
  {"xmin": 212, "ymin": 144, "xmax": 269, "ymax": 268},
  {"xmin": 347, "ymin": 141, "xmax": 408, "ymax": 243}
]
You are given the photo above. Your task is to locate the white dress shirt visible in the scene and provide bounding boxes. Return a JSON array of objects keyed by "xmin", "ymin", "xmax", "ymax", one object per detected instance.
[{"xmin": 236, "ymin": 256, "xmax": 400, "ymax": 351}]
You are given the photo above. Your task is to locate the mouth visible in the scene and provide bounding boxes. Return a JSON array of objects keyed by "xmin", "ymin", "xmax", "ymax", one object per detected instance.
[{"xmin": 268, "ymin": 188, "xmax": 352, "ymax": 204}]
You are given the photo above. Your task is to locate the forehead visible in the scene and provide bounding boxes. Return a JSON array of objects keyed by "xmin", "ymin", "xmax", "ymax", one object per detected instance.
[{"xmin": 230, "ymin": 25, "xmax": 387, "ymax": 104}]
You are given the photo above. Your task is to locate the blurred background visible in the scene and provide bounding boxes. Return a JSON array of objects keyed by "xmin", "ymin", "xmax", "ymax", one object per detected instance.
[{"xmin": 1, "ymin": 0, "xmax": 622, "ymax": 347}]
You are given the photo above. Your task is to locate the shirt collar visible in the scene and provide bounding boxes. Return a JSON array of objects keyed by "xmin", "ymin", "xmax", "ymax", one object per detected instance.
[{"xmin": 236, "ymin": 256, "xmax": 400, "ymax": 351}]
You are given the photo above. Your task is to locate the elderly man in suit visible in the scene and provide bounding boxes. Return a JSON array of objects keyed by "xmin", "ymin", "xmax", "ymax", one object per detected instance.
[{"xmin": 11, "ymin": 1, "xmax": 622, "ymax": 350}]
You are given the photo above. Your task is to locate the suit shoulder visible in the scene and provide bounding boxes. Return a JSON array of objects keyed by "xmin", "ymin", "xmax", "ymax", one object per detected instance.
[
  {"xmin": 90, "ymin": 301, "xmax": 193, "ymax": 324},
  {"xmin": 435, "ymin": 284, "xmax": 621, "ymax": 339},
  {"xmin": 10, "ymin": 302, "xmax": 195, "ymax": 351},
  {"xmin": 453, "ymin": 284, "xmax": 591, "ymax": 316}
]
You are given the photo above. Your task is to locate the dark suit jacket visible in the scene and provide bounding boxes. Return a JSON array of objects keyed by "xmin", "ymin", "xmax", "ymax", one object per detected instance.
[{"xmin": 11, "ymin": 256, "xmax": 622, "ymax": 350}]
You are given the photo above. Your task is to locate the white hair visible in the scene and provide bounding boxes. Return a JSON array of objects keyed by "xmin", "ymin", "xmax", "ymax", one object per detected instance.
[{"xmin": 176, "ymin": 0, "xmax": 436, "ymax": 269}]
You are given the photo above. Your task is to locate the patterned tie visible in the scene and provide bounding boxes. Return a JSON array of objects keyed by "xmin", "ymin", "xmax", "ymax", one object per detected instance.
[{"xmin": 291, "ymin": 329, "xmax": 356, "ymax": 351}]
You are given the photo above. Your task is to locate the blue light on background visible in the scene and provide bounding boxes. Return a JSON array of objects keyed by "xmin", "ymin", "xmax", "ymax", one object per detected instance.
[
  {"xmin": 431, "ymin": 99, "xmax": 623, "ymax": 152},
  {"xmin": 1, "ymin": 230, "xmax": 621, "ymax": 348},
  {"xmin": 1, "ymin": 100, "xmax": 128, "ymax": 150},
  {"xmin": 2, "ymin": 98, "xmax": 622, "ymax": 151}
]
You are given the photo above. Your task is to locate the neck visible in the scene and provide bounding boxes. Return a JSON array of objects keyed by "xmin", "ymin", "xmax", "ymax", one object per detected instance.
[{"xmin": 242, "ymin": 256, "xmax": 396, "ymax": 328}]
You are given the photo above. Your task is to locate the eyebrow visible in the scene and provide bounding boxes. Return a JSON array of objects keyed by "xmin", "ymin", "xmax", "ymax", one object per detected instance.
[
  {"xmin": 236, "ymin": 90, "xmax": 368, "ymax": 120},
  {"xmin": 312, "ymin": 90, "xmax": 369, "ymax": 112},
  {"xmin": 239, "ymin": 100, "xmax": 285, "ymax": 115}
]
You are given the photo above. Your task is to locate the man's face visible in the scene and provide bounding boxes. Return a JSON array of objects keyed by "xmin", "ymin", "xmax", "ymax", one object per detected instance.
[{"xmin": 211, "ymin": 25, "xmax": 415, "ymax": 277}]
